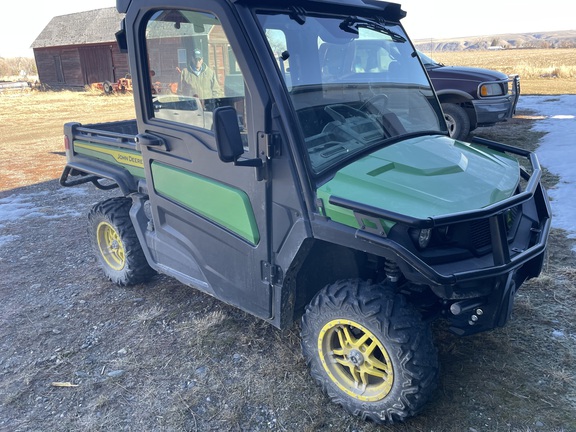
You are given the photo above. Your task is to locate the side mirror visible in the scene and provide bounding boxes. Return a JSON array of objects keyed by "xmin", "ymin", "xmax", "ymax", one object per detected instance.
[
  {"xmin": 115, "ymin": 19, "xmax": 128, "ymax": 53},
  {"xmin": 214, "ymin": 106, "xmax": 244, "ymax": 163},
  {"xmin": 214, "ymin": 106, "xmax": 262, "ymax": 167}
]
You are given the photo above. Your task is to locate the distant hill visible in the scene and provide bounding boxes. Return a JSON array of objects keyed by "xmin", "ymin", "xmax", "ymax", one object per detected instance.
[{"xmin": 413, "ymin": 29, "xmax": 576, "ymax": 51}]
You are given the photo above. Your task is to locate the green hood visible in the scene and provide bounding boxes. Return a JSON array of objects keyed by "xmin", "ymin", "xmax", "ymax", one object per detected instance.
[{"xmin": 317, "ymin": 135, "xmax": 520, "ymax": 228}]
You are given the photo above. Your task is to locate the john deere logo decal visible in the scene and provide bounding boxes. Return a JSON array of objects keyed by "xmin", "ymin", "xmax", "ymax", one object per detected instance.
[{"xmin": 74, "ymin": 142, "xmax": 144, "ymax": 168}]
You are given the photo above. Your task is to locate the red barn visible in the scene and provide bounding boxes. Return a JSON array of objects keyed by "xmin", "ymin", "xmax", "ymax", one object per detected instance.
[{"xmin": 31, "ymin": 8, "xmax": 129, "ymax": 89}]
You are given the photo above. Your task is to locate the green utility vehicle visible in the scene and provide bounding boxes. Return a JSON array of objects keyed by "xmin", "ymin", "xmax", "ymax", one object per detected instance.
[{"xmin": 61, "ymin": 0, "xmax": 551, "ymax": 423}]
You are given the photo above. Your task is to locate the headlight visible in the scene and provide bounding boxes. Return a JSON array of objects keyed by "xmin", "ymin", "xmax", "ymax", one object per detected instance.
[
  {"xmin": 479, "ymin": 82, "xmax": 504, "ymax": 97},
  {"xmin": 410, "ymin": 228, "xmax": 432, "ymax": 249}
]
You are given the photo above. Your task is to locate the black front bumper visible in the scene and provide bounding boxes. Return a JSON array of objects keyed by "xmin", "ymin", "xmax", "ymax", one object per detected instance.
[
  {"xmin": 329, "ymin": 137, "xmax": 551, "ymax": 335},
  {"xmin": 473, "ymin": 75, "xmax": 521, "ymax": 126}
]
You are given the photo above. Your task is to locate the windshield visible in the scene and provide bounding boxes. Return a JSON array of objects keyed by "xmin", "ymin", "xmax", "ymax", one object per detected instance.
[{"xmin": 257, "ymin": 10, "xmax": 446, "ymax": 174}]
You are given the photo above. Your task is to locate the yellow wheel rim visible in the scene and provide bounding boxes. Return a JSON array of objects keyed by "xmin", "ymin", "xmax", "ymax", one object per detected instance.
[
  {"xmin": 96, "ymin": 221, "xmax": 125, "ymax": 271},
  {"xmin": 318, "ymin": 319, "xmax": 394, "ymax": 402}
]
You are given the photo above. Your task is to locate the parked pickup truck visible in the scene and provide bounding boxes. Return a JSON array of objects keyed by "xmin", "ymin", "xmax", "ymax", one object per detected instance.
[
  {"xmin": 419, "ymin": 51, "xmax": 520, "ymax": 140},
  {"xmin": 60, "ymin": 0, "xmax": 550, "ymax": 424}
]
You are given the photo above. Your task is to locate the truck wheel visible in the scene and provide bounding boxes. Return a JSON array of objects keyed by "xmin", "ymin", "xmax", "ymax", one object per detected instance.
[
  {"xmin": 301, "ymin": 279, "xmax": 438, "ymax": 424},
  {"xmin": 88, "ymin": 197, "xmax": 155, "ymax": 286},
  {"xmin": 442, "ymin": 103, "xmax": 470, "ymax": 141}
]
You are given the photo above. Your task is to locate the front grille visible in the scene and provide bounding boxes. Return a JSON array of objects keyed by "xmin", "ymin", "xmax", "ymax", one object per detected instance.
[
  {"xmin": 454, "ymin": 205, "xmax": 522, "ymax": 254},
  {"xmin": 470, "ymin": 219, "xmax": 491, "ymax": 249}
]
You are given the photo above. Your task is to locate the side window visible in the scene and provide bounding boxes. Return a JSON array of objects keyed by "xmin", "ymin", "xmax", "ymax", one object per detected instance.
[{"xmin": 144, "ymin": 9, "xmax": 247, "ymax": 136}]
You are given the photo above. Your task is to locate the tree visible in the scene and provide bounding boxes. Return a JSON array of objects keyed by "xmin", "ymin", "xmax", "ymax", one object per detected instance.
[{"xmin": 0, "ymin": 57, "xmax": 37, "ymax": 79}]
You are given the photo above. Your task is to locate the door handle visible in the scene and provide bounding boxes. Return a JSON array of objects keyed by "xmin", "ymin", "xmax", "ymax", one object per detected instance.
[{"xmin": 135, "ymin": 133, "xmax": 167, "ymax": 150}]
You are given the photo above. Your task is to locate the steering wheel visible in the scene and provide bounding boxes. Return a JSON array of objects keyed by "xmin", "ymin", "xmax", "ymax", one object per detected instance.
[{"xmin": 359, "ymin": 94, "xmax": 389, "ymax": 116}]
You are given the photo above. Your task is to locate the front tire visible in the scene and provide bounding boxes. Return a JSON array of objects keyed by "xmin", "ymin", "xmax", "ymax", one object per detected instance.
[
  {"xmin": 301, "ymin": 279, "xmax": 438, "ymax": 424},
  {"xmin": 88, "ymin": 197, "xmax": 155, "ymax": 286},
  {"xmin": 442, "ymin": 102, "xmax": 471, "ymax": 141}
]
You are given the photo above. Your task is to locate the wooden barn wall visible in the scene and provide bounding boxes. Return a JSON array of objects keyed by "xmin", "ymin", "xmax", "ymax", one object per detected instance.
[
  {"xmin": 111, "ymin": 44, "xmax": 130, "ymax": 80},
  {"xmin": 147, "ymin": 37, "xmax": 188, "ymax": 85},
  {"xmin": 34, "ymin": 47, "xmax": 84, "ymax": 88},
  {"xmin": 34, "ymin": 44, "xmax": 129, "ymax": 89},
  {"xmin": 207, "ymin": 25, "xmax": 228, "ymax": 90},
  {"xmin": 79, "ymin": 45, "xmax": 114, "ymax": 84}
]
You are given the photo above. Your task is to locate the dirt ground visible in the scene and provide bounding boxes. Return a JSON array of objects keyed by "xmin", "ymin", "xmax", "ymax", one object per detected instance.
[{"xmin": 1, "ymin": 92, "xmax": 575, "ymax": 431}]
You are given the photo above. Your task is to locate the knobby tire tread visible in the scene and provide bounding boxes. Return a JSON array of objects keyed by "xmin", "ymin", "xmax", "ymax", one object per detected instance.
[
  {"xmin": 301, "ymin": 279, "xmax": 439, "ymax": 424},
  {"xmin": 88, "ymin": 197, "xmax": 155, "ymax": 286}
]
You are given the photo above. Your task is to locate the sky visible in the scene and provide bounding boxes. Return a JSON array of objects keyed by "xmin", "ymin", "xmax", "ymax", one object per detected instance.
[
  {"xmin": 400, "ymin": 0, "xmax": 576, "ymax": 40},
  {"xmin": 1, "ymin": 0, "xmax": 575, "ymax": 58},
  {"xmin": 1, "ymin": 0, "xmax": 116, "ymax": 58}
]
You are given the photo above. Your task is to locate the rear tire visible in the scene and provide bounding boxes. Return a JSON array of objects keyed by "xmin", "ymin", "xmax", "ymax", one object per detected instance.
[
  {"xmin": 301, "ymin": 279, "xmax": 438, "ymax": 424},
  {"xmin": 88, "ymin": 197, "xmax": 155, "ymax": 286},
  {"xmin": 442, "ymin": 102, "xmax": 470, "ymax": 141}
]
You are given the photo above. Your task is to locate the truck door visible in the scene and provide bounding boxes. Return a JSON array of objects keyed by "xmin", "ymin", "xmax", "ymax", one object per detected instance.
[{"xmin": 132, "ymin": 6, "xmax": 273, "ymax": 319}]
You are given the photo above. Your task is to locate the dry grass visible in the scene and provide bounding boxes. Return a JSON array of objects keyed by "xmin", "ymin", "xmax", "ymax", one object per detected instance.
[
  {"xmin": 0, "ymin": 89, "xmax": 575, "ymax": 431},
  {"xmin": 0, "ymin": 90, "xmax": 134, "ymax": 191},
  {"xmin": 428, "ymin": 48, "xmax": 576, "ymax": 94}
]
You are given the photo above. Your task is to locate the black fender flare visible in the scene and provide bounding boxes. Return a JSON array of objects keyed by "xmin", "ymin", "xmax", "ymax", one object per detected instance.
[{"xmin": 60, "ymin": 158, "xmax": 138, "ymax": 195}]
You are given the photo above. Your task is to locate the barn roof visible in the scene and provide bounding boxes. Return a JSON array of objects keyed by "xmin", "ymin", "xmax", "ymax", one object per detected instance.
[{"xmin": 31, "ymin": 7, "xmax": 124, "ymax": 49}]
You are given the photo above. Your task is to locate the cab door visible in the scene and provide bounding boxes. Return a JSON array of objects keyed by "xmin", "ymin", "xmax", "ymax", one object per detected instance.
[{"xmin": 131, "ymin": 5, "xmax": 273, "ymax": 319}]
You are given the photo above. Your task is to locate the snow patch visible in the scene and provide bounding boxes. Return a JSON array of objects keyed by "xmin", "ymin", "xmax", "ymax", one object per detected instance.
[
  {"xmin": 0, "ymin": 192, "xmax": 48, "ymax": 223},
  {"xmin": 0, "ymin": 187, "xmax": 86, "ymax": 226},
  {"xmin": 517, "ymin": 95, "xmax": 576, "ymax": 251},
  {"xmin": 0, "ymin": 234, "xmax": 19, "ymax": 248}
]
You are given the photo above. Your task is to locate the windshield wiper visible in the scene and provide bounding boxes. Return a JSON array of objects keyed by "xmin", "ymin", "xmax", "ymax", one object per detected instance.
[{"xmin": 339, "ymin": 16, "xmax": 406, "ymax": 42}]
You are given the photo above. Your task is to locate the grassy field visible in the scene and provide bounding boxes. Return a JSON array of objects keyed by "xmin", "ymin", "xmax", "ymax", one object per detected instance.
[
  {"xmin": 0, "ymin": 91, "xmax": 135, "ymax": 191},
  {"xmin": 428, "ymin": 48, "xmax": 576, "ymax": 94}
]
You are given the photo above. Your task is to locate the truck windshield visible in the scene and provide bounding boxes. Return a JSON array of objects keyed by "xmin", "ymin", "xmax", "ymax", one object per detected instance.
[{"xmin": 257, "ymin": 11, "xmax": 447, "ymax": 174}]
